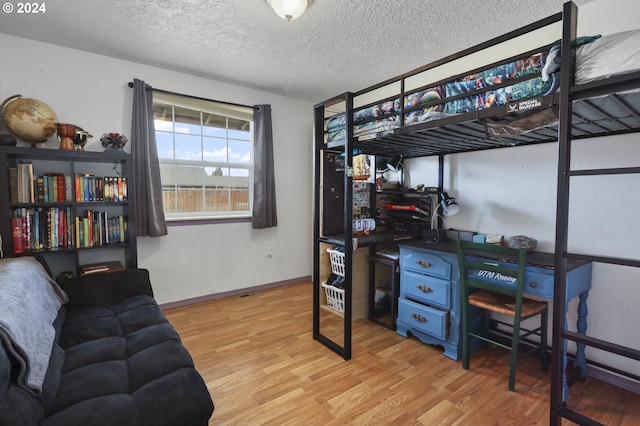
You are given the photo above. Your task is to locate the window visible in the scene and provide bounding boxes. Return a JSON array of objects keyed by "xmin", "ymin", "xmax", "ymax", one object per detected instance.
[{"xmin": 153, "ymin": 91, "xmax": 254, "ymax": 221}]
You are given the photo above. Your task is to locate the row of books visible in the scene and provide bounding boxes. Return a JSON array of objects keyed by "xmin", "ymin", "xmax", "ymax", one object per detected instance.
[
  {"xmin": 8, "ymin": 164, "xmax": 128, "ymax": 204},
  {"xmin": 11, "ymin": 207, "xmax": 128, "ymax": 252},
  {"xmin": 75, "ymin": 174, "xmax": 128, "ymax": 202}
]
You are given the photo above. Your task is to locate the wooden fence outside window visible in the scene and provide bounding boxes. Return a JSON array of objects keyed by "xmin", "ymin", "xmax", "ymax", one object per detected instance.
[{"xmin": 162, "ymin": 188, "xmax": 249, "ymax": 213}]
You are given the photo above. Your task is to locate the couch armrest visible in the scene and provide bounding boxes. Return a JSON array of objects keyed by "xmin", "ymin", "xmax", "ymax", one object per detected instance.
[{"xmin": 61, "ymin": 269, "xmax": 154, "ymax": 308}]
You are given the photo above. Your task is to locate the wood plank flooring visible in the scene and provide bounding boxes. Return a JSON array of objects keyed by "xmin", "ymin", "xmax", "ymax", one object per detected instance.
[{"xmin": 163, "ymin": 282, "xmax": 639, "ymax": 425}]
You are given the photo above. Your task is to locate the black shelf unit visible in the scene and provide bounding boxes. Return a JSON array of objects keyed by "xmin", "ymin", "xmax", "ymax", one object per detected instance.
[{"xmin": 0, "ymin": 146, "xmax": 137, "ymax": 276}]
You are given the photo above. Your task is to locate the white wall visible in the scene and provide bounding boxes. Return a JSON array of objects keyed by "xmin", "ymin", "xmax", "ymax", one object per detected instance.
[
  {"xmin": 0, "ymin": 34, "xmax": 314, "ymax": 305},
  {"xmin": 406, "ymin": 0, "xmax": 640, "ymax": 376}
]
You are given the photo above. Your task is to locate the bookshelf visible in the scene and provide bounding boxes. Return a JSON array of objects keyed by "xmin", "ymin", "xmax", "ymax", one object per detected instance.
[{"xmin": 0, "ymin": 146, "xmax": 137, "ymax": 277}]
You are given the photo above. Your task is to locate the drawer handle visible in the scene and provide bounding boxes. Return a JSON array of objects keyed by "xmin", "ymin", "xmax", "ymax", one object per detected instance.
[
  {"xmin": 529, "ymin": 282, "xmax": 537, "ymax": 288},
  {"xmin": 411, "ymin": 313, "xmax": 428, "ymax": 323},
  {"xmin": 417, "ymin": 260, "xmax": 432, "ymax": 268},
  {"xmin": 417, "ymin": 285, "xmax": 433, "ymax": 294}
]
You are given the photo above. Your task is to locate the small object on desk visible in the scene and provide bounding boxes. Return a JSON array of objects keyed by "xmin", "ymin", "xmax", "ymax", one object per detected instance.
[
  {"xmin": 353, "ymin": 218, "xmax": 375, "ymax": 234},
  {"xmin": 472, "ymin": 234, "xmax": 486, "ymax": 243},
  {"xmin": 445, "ymin": 229, "xmax": 477, "ymax": 241},
  {"xmin": 485, "ymin": 234, "xmax": 504, "ymax": 244},
  {"xmin": 458, "ymin": 230, "xmax": 477, "ymax": 242},
  {"xmin": 508, "ymin": 235, "xmax": 538, "ymax": 251},
  {"xmin": 446, "ymin": 229, "xmax": 459, "ymax": 240}
]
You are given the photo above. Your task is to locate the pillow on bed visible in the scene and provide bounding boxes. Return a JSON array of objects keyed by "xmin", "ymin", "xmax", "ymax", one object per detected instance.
[{"xmin": 575, "ymin": 29, "xmax": 640, "ymax": 85}]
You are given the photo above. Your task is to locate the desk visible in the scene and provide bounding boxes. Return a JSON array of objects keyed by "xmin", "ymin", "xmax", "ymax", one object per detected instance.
[{"xmin": 397, "ymin": 241, "xmax": 592, "ymax": 401}]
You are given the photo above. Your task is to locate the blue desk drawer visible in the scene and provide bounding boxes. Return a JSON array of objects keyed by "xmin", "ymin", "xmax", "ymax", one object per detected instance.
[
  {"xmin": 402, "ymin": 251, "xmax": 451, "ymax": 279},
  {"xmin": 463, "ymin": 260, "xmax": 554, "ymax": 299},
  {"xmin": 403, "ymin": 271, "xmax": 450, "ymax": 310},
  {"xmin": 523, "ymin": 271, "xmax": 553, "ymax": 299},
  {"xmin": 398, "ymin": 298, "xmax": 449, "ymax": 339}
]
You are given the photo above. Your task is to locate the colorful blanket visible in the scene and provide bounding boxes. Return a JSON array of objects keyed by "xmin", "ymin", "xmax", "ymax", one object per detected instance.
[{"xmin": 325, "ymin": 36, "xmax": 606, "ymax": 142}]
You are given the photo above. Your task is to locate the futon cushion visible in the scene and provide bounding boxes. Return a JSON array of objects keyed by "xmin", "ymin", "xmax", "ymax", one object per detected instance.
[
  {"xmin": 43, "ymin": 273, "xmax": 213, "ymax": 426},
  {"xmin": 1, "ymin": 265, "xmax": 213, "ymax": 426}
]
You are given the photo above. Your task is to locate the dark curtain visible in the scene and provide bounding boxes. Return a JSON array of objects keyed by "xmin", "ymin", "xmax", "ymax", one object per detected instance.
[
  {"xmin": 252, "ymin": 104, "xmax": 278, "ymax": 228},
  {"xmin": 131, "ymin": 78, "xmax": 167, "ymax": 236}
]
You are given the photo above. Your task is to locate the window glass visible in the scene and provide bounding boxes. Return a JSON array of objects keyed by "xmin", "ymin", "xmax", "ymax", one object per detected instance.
[
  {"xmin": 153, "ymin": 93, "xmax": 254, "ymax": 220},
  {"xmin": 203, "ymin": 137, "xmax": 228, "ymax": 163},
  {"xmin": 155, "ymin": 131, "xmax": 174, "ymax": 160},
  {"xmin": 229, "ymin": 140, "xmax": 251, "ymax": 164}
]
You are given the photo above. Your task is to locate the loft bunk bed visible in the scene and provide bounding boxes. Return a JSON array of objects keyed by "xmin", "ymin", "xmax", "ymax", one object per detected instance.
[
  {"xmin": 323, "ymin": 26, "xmax": 640, "ymax": 160},
  {"xmin": 313, "ymin": 2, "xmax": 640, "ymax": 425}
]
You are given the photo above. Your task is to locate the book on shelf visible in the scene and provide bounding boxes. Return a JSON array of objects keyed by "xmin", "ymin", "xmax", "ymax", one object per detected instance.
[
  {"xmin": 8, "ymin": 167, "xmax": 18, "ymax": 203},
  {"xmin": 11, "ymin": 217, "xmax": 24, "ymax": 254},
  {"xmin": 35, "ymin": 177, "xmax": 44, "ymax": 203},
  {"xmin": 79, "ymin": 260, "xmax": 124, "ymax": 275},
  {"xmin": 28, "ymin": 161, "xmax": 34, "ymax": 203}
]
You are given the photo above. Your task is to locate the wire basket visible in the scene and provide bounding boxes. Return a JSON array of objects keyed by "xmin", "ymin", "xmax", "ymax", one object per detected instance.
[
  {"xmin": 322, "ymin": 282, "xmax": 345, "ymax": 313},
  {"xmin": 327, "ymin": 248, "xmax": 345, "ymax": 277}
]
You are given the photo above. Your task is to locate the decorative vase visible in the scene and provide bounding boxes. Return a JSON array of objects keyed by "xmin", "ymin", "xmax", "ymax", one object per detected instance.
[{"xmin": 100, "ymin": 132, "xmax": 128, "ymax": 151}]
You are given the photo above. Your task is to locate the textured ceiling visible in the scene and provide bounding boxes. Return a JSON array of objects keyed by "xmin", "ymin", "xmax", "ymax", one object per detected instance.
[{"xmin": 0, "ymin": 0, "xmax": 593, "ymax": 103}]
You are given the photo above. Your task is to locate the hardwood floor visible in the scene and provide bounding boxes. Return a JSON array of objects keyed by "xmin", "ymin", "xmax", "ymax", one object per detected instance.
[{"xmin": 163, "ymin": 282, "xmax": 639, "ymax": 425}]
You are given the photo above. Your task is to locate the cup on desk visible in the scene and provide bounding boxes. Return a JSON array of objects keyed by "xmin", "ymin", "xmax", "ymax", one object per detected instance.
[{"xmin": 353, "ymin": 218, "xmax": 376, "ymax": 232}]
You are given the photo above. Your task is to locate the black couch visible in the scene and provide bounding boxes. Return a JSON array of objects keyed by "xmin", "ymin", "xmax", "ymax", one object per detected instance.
[{"xmin": 0, "ymin": 256, "xmax": 214, "ymax": 425}]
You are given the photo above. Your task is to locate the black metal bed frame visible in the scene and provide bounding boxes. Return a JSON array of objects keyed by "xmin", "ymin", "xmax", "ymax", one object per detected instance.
[{"xmin": 313, "ymin": 2, "xmax": 640, "ymax": 424}]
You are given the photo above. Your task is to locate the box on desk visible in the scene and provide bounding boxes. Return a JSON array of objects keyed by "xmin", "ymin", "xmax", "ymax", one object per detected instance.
[{"xmin": 445, "ymin": 229, "xmax": 477, "ymax": 241}]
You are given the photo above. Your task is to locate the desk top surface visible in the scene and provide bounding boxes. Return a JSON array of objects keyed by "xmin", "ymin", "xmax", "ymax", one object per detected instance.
[
  {"xmin": 320, "ymin": 233, "xmax": 589, "ymax": 271},
  {"xmin": 399, "ymin": 240, "xmax": 589, "ymax": 271}
]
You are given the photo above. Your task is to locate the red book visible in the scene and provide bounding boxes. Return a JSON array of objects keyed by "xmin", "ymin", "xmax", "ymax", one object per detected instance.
[
  {"xmin": 57, "ymin": 175, "xmax": 65, "ymax": 202},
  {"xmin": 11, "ymin": 217, "xmax": 24, "ymax": 254}
]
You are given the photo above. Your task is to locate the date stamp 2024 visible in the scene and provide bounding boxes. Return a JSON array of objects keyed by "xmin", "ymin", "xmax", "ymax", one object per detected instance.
[{"xmin": 2, "ymin": 2, "xmax": 47, "ymax": 14}]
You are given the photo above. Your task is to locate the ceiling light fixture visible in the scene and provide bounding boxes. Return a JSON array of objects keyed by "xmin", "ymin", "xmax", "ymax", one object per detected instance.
[{"xmin": 267, "ymin": 0, "xmax": 310, "ymax": 21}]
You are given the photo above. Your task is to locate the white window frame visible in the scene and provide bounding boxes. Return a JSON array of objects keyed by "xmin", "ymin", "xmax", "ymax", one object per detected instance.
[{"xmin": 153, "ymin": 91, "xmax": 254, "ymax": 221}]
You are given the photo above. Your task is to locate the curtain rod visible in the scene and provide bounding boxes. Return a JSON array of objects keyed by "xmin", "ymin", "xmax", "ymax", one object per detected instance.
[{"xmin": 127, "ymin": 81, "xmax": 259, "ymax": 110}]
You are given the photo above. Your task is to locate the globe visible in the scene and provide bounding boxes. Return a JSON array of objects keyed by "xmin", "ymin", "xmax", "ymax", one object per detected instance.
[{"xmin": 1, "ymin": 95, "xmax": 58, "ymax": 147}]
